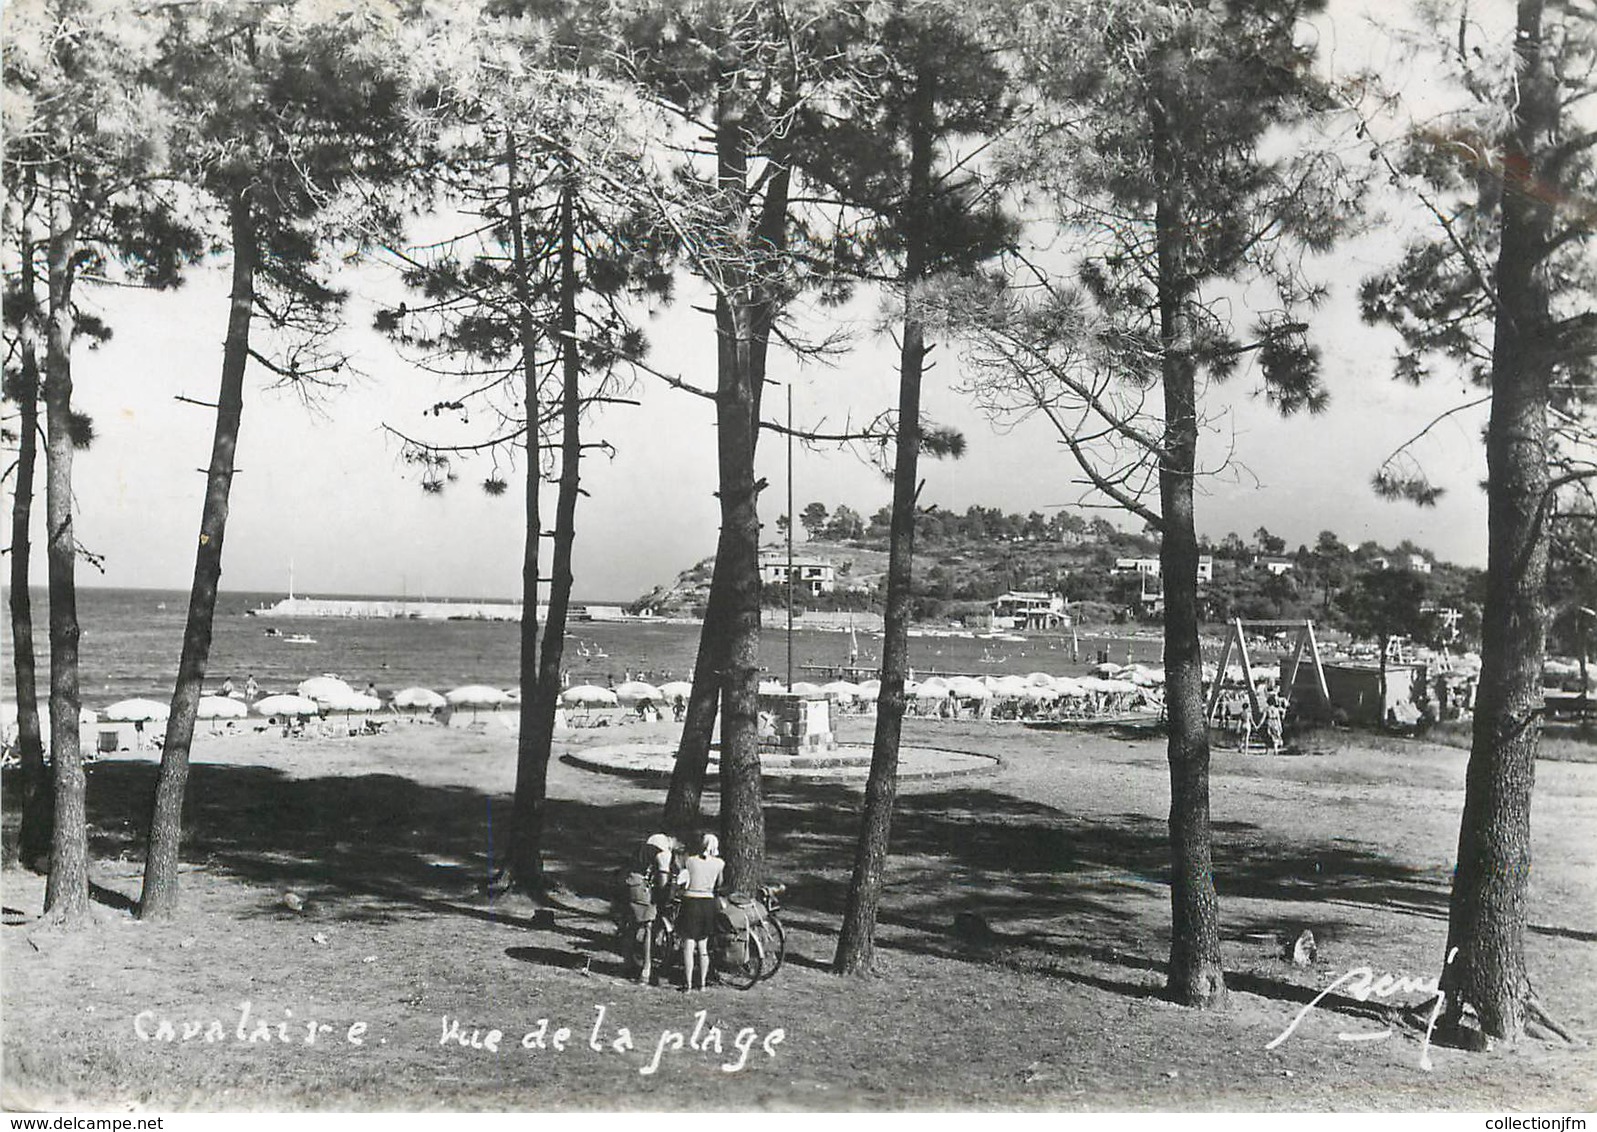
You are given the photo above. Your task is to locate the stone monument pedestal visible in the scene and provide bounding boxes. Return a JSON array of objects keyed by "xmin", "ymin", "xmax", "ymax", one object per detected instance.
[{"xmin": 757, "ymin": 692, "xmax": 835, "ymax": 755}]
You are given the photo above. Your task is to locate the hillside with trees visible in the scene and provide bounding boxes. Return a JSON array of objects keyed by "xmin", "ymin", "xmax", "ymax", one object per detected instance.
[{"xmin": 637, "ymin": 501, "xmax": 1485, "ymax": 644}]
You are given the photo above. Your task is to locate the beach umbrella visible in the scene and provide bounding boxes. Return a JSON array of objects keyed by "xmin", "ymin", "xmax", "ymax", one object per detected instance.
[
  {"xmin": 1090, "ymin": 662, "xmax": 1123, "ymax": 677},
  {"xmin": 6, "ymin": 703, "xmax": 97, "ymax": 730},
  {"xmin": 561, "ymin": 685, "xmax": 619, "ymax": 707},
  {"xmin": 855, "ymin": 680, "xmax": 881, "ymax": 702},
  {"xmin": 297, "ymin": 676, "xmax": 356, "ymax": 702},
  {"xmin": 658, "ymin": 681, "xmax": 693, "ymax": 701},
  {"xmin": 1024, "ymin": 671, "xmax": 1058, "ymax": 687},
  {"xmin": 947, "ymin": 675, "xmax": 990, "ymax": 699},
  {"xmin": 909, "ymin": 680, "xmax": 948, "ymax": 699},
  {"xmin": 196, "ymin": 696, "xmax": 249, "ymax": 720},
  {"xmin": 987, "ymin": 675, "xmax": 1029, "ymax": 698},
  {"xmin": 790, "ymin": 681, "xmax": 823, "ymax": 697},
  {"xmin": 1051, "ymin": 677, "xmax": 1086, "ymax": 698},
  {"xmin": 253, "ymin": 694, "xmax": 322, "ymax": 718},
  {"xmin": 446, "ymin": 685, "xmax": 512, "ymax": 708},
  {"xmin": 614, "ymin": 680, "xmax": 663, "ymax": 707},
  {"xmin": 1126, "ymin": 665, "xmax": 1164, "ymax": 686},
  {"xmin": 821, "ymin": 680, "xmax": 859, "ymax": 700},
  {"xmin": 104, "ymin": 698, "xmax": 171, "ymax": 723},
  {"xmin": 392, "ymin": 686, "xmax": 447, "ymax": 710},
  {"xmin": 758, "ymin": 679, "xmax": 787, "ymax": 695},
  {"xmin": 320, "ymin": 690, "xmax": 383, "ymax": 713},
  {"xmin": 1, "ymin": 703, "xmax": 95, "ymax": 743}
]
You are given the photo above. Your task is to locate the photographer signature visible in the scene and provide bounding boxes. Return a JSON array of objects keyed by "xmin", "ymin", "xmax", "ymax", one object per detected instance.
[{"xmin": 1266, "ymin": 947, "xmax": 1456, "ymax": 1070}]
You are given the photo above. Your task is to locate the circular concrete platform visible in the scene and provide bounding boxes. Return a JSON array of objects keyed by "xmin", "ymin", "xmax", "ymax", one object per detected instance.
[{"xmin": 562, "ymin": 742, "xmax": 999, "ymax": 782}]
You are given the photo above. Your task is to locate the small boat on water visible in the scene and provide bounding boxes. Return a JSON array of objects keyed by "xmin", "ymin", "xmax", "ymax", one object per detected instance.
[{"xmin": 263, "ymin": 627, "xmax": 317, "ymax": 644}]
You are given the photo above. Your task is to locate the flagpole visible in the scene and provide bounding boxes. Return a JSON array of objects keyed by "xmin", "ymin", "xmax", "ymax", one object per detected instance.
[{"xmin": 786, "ymin": 383, "xmax": 794, "ymax": 690}]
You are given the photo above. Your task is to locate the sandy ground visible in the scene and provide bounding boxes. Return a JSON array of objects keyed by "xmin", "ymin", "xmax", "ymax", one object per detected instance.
[{"xmin": 1, "ymin": 716, "xmax": 1594, "ymax": 1112}]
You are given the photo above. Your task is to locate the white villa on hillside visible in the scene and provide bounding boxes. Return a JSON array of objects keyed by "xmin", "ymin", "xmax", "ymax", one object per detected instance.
[
  {"xmin": 989, "ymin": 591, "xmax": 1067, "ymax": 630},
  {"xmin": 1113, "ymin": 556, "xmax": 1213, "ymax": 582},
  {"xmin": 758, "ymin": 552, "xmax": 836, "ymax": 595}
]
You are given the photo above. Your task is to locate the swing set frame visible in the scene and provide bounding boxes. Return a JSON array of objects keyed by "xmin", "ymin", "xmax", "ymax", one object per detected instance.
[{"xmin": 1204, "ymin": 618, "xmax": 1332, "ymax": 724}]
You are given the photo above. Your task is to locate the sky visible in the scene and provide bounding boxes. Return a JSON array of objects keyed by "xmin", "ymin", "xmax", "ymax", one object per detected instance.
[{"xmin": 15, "ymin": 0, "xmax": 1502, "ymax": 604}]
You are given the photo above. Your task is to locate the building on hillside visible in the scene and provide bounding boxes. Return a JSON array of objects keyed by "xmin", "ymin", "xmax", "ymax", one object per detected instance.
[
  {"xmin": 1136, "ymin": 573, "xmax": 1164, "ymax": 619},
  {"xmin": 1365, "ymin": 553, "xmax": 1433, "ymax": 574},
  {"xmin": 1112, "ymin": 555, "xmax": 1212, "ymax": 582},
  {"xmin": 1259, "ymin": 556, "xmax": 1295, "ymax": 576},
  {"xmin": 1112, "ymin": 557, "xmax": 1161, "ymax": 577},
  {"xmin": 758, "ymin": 552, "xmax": 836, "ymax": 595},
  {"xmin": 989, "ymin": 591, "xmax": 1066, "ymax": 630}
]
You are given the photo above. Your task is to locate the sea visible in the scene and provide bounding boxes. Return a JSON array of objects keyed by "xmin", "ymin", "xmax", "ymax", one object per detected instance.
[{"xmin": 4, "ymin": 586, "xmax": 1177, "ymax": 709}]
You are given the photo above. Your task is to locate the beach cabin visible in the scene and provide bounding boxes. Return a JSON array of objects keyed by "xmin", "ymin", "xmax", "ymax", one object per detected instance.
[{"xmin": 1283, "ymin": 659, "xmax": 1424, "ymax": 726}]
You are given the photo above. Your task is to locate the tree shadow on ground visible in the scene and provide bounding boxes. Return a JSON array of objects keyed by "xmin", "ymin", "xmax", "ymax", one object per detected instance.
[{"xmin": 8, "ymin": 759, "xmax": 1565, "ymax": 1024}]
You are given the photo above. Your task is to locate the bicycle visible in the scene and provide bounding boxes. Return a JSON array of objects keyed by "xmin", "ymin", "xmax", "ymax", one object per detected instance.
[
  {"xmin": 618, "ymin": 882, "xmax": 787, "ymax": 989},
  {"xmin": 745, "ymin": 883, "xmax": 786, "ymax": 979}
]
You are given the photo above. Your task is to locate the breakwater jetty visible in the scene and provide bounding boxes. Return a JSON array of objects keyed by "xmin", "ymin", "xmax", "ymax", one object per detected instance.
[{"xmin": 248, "ymin": 596, "xmax": 538, "ymax": 621}]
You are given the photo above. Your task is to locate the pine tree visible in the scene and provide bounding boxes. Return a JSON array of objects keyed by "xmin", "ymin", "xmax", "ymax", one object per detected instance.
[
  {"xmin": 954, "ymin": 0, "xmax": 1358, "ymax": 1004},
  {"xmin": 139, "ymin": 0, "xmax": 413, "ymax": 918},
  {"xmin": 616, "ymin": 0, "xmax": 815, "ymax": 887},
  {"xmin": 793, "ymin": 0, "xmax": 1013, "ymax": 974},
  {"xmin": 1359, "ymin": 0, "xmax": 1595, "ymax": 1041},
  {"xmin": 378, "ymin": 8, "xmax": 670, "ymax": 893},
  {"xmin": 4, "ymin": 0, "xmax": 198, "ymax": 924}
]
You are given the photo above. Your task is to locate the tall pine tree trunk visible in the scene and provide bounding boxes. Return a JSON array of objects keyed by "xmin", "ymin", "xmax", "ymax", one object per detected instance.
[
  {"xmin": 1441, "ymin": 0, "xmax": 1555, "ymax": 1041},
  {"xmin": 511, "ymin": 169, "xmax": 586, "ymax": 895},
  {"xmin": 833, "ymin": 71, "xmax": 934, "ymax": 975},
  {"xmin": 714, "ymin": 288, "xmax": 765, "ymax": 894},
  {"xmin": 663, "ymin": 140, "xmax": 789, "ymax": 835},
  {"xmin": 11, "ymin": 188, "xmax": 51, "ymax": 869},
  {"xmin": 140, "ymin": 193, "xmax": 255, "ymax": 919},
  {"xmin": 664, "ymin": 539, "xmax": 732, "ymax": 831},
  {"xmin": 1154, "ymin": 97, "xmax": 1227, "ymax": 1008},
  {"xmin": 502, "ymin": 128, "xmax": 550, "ymax": 895},
  {"xmin": 41, "ymin": 183, "xmax": 87, "ymax": 925},
  {"xmin": 684, "ymin": 55, "xmax": 766, "ymax": 894},
  {"xmin": 833, "ymin": 305, "xmax": 925, "ymax": 975}
]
